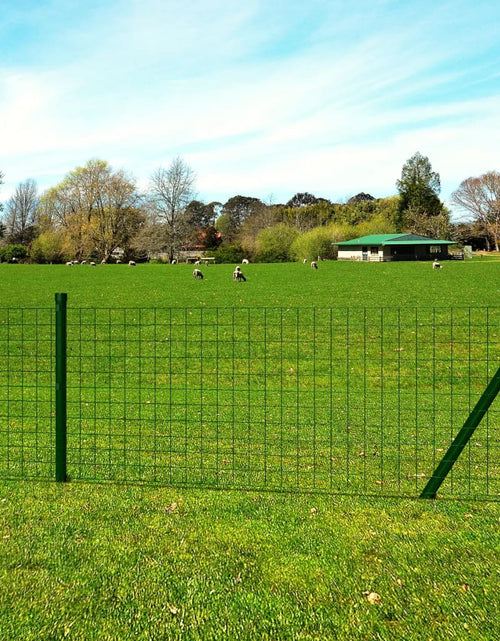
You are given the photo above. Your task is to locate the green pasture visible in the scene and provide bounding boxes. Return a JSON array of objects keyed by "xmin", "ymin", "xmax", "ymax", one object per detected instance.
[
  {"xmin": 0, "ymin": 258, "xmax": 499, "ymax": 308},
  {"xmin": 1, "ymin": 260, "xmax": 500, "ymax": 639}
]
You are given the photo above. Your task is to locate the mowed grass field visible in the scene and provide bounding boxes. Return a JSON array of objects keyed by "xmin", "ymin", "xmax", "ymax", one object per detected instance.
[
  {"xmin": 0, "ymin": 258, "xmax": 499, "ymax": 308},
  {"xmin": 1, "ymin": 259, "xmax": 500, "ymax": 640}
]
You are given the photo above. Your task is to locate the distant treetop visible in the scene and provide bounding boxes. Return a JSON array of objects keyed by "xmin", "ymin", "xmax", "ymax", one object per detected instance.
[{"xmin": 347, "ymin": 193, "xmax": 375, "ymax": 204}]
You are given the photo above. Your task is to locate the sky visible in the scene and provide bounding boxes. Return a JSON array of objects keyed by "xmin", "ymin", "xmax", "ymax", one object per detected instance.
[{"xmin": 1, "ymin": 0, "xmax": 499, "ymax": 216}]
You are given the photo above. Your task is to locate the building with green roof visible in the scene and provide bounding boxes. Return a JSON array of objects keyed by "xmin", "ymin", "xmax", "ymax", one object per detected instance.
[{"xmin": 334, "ymin": 233, "xmax": 455, "ymax": 262}]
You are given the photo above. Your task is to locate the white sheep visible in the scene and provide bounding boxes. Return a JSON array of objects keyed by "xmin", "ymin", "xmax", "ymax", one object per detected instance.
[
  {"xmin": 80, "ymin": 260, "xmax": 87, "ymax": 265},
  {"xmin": 233, "ymin": 267, "xmax": 247, "ymax": 282},
  {"xmin": 66, "ymin": 261, "xmax": 73, "ymax": 266},
  {"xmin": 171, "ymin": 259, "xmax": 177, "ymax": 265},
  {"xmin": 311, "ymin": 261, "xmax": 318, "ymax": 270},
  {"xmin": 303, "ymin": 258, "xmax": 308, "ymax": 264},
  {"xmin": 129, "ymin": 260, "xmax": 136, "ymax": 266},
  {"xmin": 194, "ymin": 260, "xmax": 201, "ymax": 265},
  {"xmin": 242, "ymin": 258, "xmax": 249, "ymax": 264},
  {"xmin": 193, "ymin": 268, "xmax": 204, "ymax": 279},
  {"xmin": 90, "ymin": 261, "xmax": 96, "ymax": 266},
  {"xmin": 433, "ymin": 260, "xmax": 442, "ymax": 269}
]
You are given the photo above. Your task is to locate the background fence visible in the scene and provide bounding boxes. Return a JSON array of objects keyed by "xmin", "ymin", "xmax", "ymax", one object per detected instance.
[{"xmin": 1, "ymin": 298, "xmax": 499, "ymax": 497}]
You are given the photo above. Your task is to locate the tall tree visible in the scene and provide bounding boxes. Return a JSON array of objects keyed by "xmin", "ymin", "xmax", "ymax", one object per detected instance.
[
  {"xmin": 215, "ymin": 196, "xmax": 265, "ymax": 244},
  {"xmin": 451, "ymin": 171, "xmax": 500, "ymax": 251},
  {"xmin": 3, "ymin": 179, "xmax": 39, "ymax": 244},
  {"xmin": 39, "ymin": 159, "xmax": 143, "ymax": 261},
  {"xmin": 286, "ymin": 192, "xmax": 319, "ymax": 208},
  {"xmin": 148, "ymin": 157, "xmax": 196, "ymax": 262},
  {"xmin": 396, "ymin": 152, "xmax": 443, "ymax": 232}
]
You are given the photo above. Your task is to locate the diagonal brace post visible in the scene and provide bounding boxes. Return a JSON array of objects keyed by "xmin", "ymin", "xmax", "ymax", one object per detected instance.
[{"xmin": 420, "ymin": 366, "xmax": 500, "ymax": 499}]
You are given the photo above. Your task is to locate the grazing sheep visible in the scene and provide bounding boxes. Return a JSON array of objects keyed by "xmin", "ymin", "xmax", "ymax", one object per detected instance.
[
  {"xmin": 242, "ymin": 258, "xmax": 249, "ymax": 264},
  {"xmin": 171, "ymin": 259, "xmax": 177, "ymax": 265},
  {"xmin": 80, "ymin": 260, "xmax": 87, "ymax": 265},
  {"xmin": 116, "ymin": 259, "xmax": 122, "ymax": 264},
  {"xmin": 303, "ymin": 258, "xmax": 308, "ymax": 264},
  {"xmin": 193, "ymin": 268, "xmax": 204, "ymax": 279},
  {"xmin": 433, "ymin": 260, "xmax": 442, "ymax": 269},
  {"xmin": 128, "ymin": 260, "xmax": 136, "ymax": 266},
  {"xmin": 194, "ymin": 260, "xmax": 201, "ymax": 265},
  {"xmin": 90, "ymin": 261, "xmax": 96, "ymax": 266},
  {"xmin": 311, "ymin": 261, "xmax": 318, "ymax": 270},
  {"xmin": 233, "ymin": 267, "xmax": 247, "ymax": 282},
  {"xmin": 66, "ymin": 261, "xmax": 73, "ymax": 266}
]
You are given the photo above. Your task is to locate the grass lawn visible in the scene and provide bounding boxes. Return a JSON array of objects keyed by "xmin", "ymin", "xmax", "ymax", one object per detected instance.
[
  {"xmin": 0, "ymin": 259, "xmax": 499, "ymax": 639},
  {"xmin": 0, "ymin": 258, "xmax": 499, "ymax": 308}
]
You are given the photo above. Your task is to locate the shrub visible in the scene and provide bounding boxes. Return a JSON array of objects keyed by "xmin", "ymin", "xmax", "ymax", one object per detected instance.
[
  {"xmin": 207, "ymin": 244, "xmax": 245, "ymax": 264},
  {"xmin": 29, "ymin": 233, "xmax": 69, "ymax": 264},
  {"xmin": 0, "ymin": 244, "xmax": 28, "ymax": 263},
  {"xmin": 254, "ymin": 224, "xmax": 299, "ymax": 263}
]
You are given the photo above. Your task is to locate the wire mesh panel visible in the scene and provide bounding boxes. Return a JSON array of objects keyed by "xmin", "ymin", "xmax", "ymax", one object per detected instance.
[
  {"xmin": 63, "ymin": 306, "xmax": 500, "ymax": 497},
  {"xmin": 0, "ymin": 308, "xmax": 54, "ymax": 478}
]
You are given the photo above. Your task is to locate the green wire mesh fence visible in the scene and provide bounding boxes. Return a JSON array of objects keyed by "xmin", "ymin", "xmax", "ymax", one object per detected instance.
[
  {"xmin": 1, "ymin": 302, "xmax": 499, "ymax": 497},
  {"xmin": 0, "ymin": 307, "xmax": 55, "ymax": 478}
]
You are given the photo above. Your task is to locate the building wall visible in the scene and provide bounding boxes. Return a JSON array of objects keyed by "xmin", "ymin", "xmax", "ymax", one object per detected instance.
[{"xmin": 338, "ymin": 244, "xmax": 450, "ymax": 261}]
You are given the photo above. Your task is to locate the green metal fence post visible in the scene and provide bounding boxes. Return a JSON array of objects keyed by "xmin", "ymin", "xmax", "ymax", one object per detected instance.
[
  {"xmin": 420, "ymin": 366, "xmax": 500, "ymax": 499},
  {"xmin": 55, "ymin": 293, "xmax": 68, "ymax": 482}
]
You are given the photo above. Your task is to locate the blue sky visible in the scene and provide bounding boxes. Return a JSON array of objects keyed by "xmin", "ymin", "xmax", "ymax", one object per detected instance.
[{"xmin": 1, "ymin": 0, "xmax": 499, "ymax": 215}]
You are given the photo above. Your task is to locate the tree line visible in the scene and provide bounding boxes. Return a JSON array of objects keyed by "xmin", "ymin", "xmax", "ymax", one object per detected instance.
[{"xmin": 0, "ymin": 153, "xmax": 499, "ymax": 264}]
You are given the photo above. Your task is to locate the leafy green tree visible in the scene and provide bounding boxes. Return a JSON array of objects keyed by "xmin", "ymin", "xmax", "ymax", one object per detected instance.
[
  {"xmin": 290, "ymin": 224, "xmax": 352, "ymax": 262},
  {"xmin": 396, "ymin": 152, "xmax": 443, "ymax": 232},
  {"xmin": 255, "ymin": 223, "xmax": 299, "ymax": 262},
  {"xmin": 0, "ymin": 244, "xmax": 28, "ymax": 262},
  {"xmin": 29, "ymin": 231, "xmax": 68, "ymax": 263},
  {"xmin": 346, "ymin": 192, "xmax": 375, "ymax": 204},
  {"xmin": 279, "ymin": 200, "xmax": 333, "ymax": 231},
  {"xmin": 215, "ymin": 196, "xmax": 265, "ymax": 244},
  {"xmin": 40, "ymin": 159, "xmax": 143, "ymax": 261},
  {"xmin": 286, "ymin": 192, "xmax": 320, "ymax": 208},
  {"xmin": 208, "ymin": 244, "xmax": 245, "ymax": 264}
]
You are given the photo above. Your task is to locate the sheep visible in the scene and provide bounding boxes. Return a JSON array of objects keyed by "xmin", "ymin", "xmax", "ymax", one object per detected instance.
[
  {"xmin": 128, "ymin": 260, "xmax": 136, "ymax": 266},
  {"xmin": 242, "ymin": 258, "xmax": 249, "ymax": 264},
  {"xmin": 311, "ymin": 261, "xmax": 318, "ymax": 270},
  {"xmin": 80, "ymin": 260, "xmax": 87, "ymax": 265},
  {"xmin": 193, "ymin": 268, "xmax": 204, "ymax": 279},
  {"xmin": 433, "ymin": 260, "xmax": 442, "ymax": 269},
  {"xmin": 233, "ymin": 266, "xmax": 247, "ymax": 282},
  {"xmin": 194, "ymin": 260, "xmax": 201, "ymax": 265},
  {"xmin": 303, "ymin": 258, "xmax": 308, "ymax": 264},
  {"xmin": 66, "ymin": 261, "xmax": 73, "ymax": 266},
  {"xmin": 171, "ymin": 259, "xmax": 177, "ymax": 265},
  {"xmin": 90, "ymin": 261, "xmax": 96, "ymax": 266}
]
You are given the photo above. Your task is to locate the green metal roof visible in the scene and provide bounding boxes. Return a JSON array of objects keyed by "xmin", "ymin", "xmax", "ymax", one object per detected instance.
[{"xmin": 335, "ymin": 233, "xmax": 454, "ymax": 246}]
